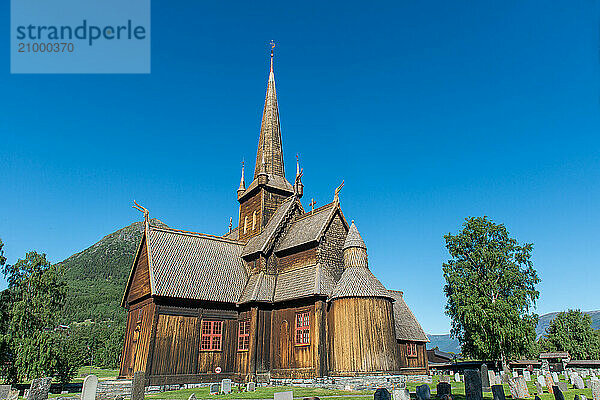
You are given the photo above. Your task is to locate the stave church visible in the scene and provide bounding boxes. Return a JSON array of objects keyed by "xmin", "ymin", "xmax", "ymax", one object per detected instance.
[{"xmin": 119, "ymin": 47, "xmax": 429, "ymax": 384}]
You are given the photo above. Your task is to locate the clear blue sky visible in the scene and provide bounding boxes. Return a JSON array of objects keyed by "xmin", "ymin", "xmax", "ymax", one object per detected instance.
[{"xmin": 1, "ymin": 1, "xmax": 599, "ymax": 334}]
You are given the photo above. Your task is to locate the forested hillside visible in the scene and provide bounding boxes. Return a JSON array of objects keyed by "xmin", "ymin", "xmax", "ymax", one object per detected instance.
[{"xmin": 57, "ymin": 218, "xmax": 166, "ymax": 324}]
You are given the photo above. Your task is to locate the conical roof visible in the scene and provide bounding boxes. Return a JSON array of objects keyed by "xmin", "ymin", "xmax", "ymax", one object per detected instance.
[
  {"xmin": 329, "ymin": 266, "xmax": 393, "ymax": 301},
  {"xmin": 343, "ymin": 221, "xmax": 367, "ymax": 250}
]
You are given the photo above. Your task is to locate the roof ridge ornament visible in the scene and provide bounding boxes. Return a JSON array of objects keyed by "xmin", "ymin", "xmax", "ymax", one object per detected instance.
[
  {"xmin": 333, "ymin": 180, "xmax": 344, "ymax": 204},
  {"xmin": 294, "ymin": 154, "xmax": 304, "ymax": 198},
  {"xmin": 132, "ymin": 200, "xmax": 149, "ymax": 226},
  {"xmin": 270, "ymin": 40, "xmax": 275, "ymax": 73}
]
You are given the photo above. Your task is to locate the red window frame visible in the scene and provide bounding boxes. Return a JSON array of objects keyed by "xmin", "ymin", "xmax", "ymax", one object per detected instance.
[
  {"xmin": 295, "ymin": 311, "xmax": 310, "ymax": 346},
  {"xmin": 238, "ymin": 320, "xmax": 250, "ymax": 351},
  {"xmin": 200, "ymin": 320, "xmax": 223, "ymax": 351},
  {"xmin": 407, "ymin": 342, "xmax": 418, "ymax": 357}
]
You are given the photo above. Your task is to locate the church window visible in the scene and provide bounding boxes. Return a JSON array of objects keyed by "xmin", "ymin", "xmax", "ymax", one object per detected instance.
[
  {"xmin": 407, "ymin": 342, "xmax": 418, "ymax": 357},
  {"xmin": 200, "ymin": 320, "xmax": 223, "ymax": 351},
  {"xmin": 238, "ymin": 320, "xmax": 250, "ymax": 351},
  {"xmin": 244, "ymin": 216, "xmax": 248, "ymax": 234},
  {"xmin": 252, "ymin": 211, "xmax": 256, "ymax": 230},
  {"xmin": 295, "ymin": 311, "xmax": 310, "ymax": 345}
]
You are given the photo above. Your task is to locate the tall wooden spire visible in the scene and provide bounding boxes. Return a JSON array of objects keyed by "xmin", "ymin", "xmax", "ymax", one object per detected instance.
[{"xmin": 254, "ymin": 41, "xmax": 285, "ymax": 179}]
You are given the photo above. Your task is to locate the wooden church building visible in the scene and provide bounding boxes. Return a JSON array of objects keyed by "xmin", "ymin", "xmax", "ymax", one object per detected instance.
[{"xmin": 119, "ymin": 49, "xmax": 429, "ymax": 384}]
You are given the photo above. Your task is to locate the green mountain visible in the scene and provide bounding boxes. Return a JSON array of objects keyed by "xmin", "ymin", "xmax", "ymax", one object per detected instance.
[{"xmin": 57, "ymin": 218, "xmax": 166, "ymax": 324}]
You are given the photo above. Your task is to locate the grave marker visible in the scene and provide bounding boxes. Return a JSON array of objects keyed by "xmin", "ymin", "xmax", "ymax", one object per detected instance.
[
  {"xmin": 27, "ymin": 377, "xmax": 52, "ymax": 400},
  {"xmin": 393, "ymin": 389, "xmax": 410, "ymax": 400},
  {"xmin": 416, "ymin": 385, "xmax": 430, "ymax": 400},
  {"xmin": 7, "ymin": 390, "xmax": 18, "ymax": 400},
  {"xmin": 274, "ymin": 391, "xmax": 294, "ymax": 400},
  {"xmin": 575, "ymin": 376, "xmax": 585, "ymax": 390},
  {"xmin": 209, "ymin": 384, "xmax": 219, "ymax": 395},
  {"xmin": 246, "ymin": 382, "xmax": 256, "ymax": 392},
  {"xmin": 481, "ymin": 365, "xmax": 491, "ymax": 392},
  {"xmin": 465, "ymin": 369, "xmax": 483, "ymax": 400},
  {"xmin": 131, "ymin": 372, "xmax": 145, "ymax": 400},
  {"xmin": 81, "ymin": 375, "xmax": 99, "ymax": 400},
  {"xmin": 491, "ymin": 385, "xmax": 506, "ymax": 400},
  {"xmin": 221, "ymin": 379, "xmax": 232, "ymax": 394},
  {"xmin": 524, "ymin": 371, "xmax": 531, "ymax": 382},
  {"xmin": 590, "ymin": 380, "xmax": 600, "ymax": 400},
  {"xmin": 437, "ymin": 383, "xmax": 451, "ymax": 399},
  {"xmin": 552, "ymin": 386, "xmax": 564, "ymax": 400}
]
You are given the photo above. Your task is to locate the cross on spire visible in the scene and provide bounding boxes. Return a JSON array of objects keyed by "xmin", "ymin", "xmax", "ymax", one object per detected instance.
[{"xmin": 309, "ymin": 198, "xmax": 316, "ymax": 213}]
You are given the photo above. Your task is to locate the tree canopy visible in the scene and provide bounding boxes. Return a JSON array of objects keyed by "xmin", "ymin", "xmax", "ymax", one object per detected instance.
[
  {"xmin": 443, "ymin": 216, "xmax": 540, "ymax": 366},
  {"xmin": 542, "ymin": 309, "xmax": 600, "ymax": 359}
]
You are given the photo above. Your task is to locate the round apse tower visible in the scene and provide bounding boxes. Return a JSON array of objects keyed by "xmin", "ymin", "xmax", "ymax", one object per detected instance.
[{"xmin": 328, "ymin": 222, "xmax": 400, "ymax": 374}]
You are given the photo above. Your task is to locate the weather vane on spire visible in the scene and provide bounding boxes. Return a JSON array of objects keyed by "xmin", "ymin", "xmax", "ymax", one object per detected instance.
[{"xmin": 270, "ymin": 40, "xmax": 276, "ymax": 72}]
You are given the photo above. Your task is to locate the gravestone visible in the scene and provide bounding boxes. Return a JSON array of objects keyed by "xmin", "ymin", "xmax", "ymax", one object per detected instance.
[
  {"xmin": 416, "ymin": 385, "xmax": 430, "ymax": 400},
  {"xmin": 221, "ymin": 379, "xmax": 232, "ymax": 394},
  {"xmin": 7, "ymin": 390, "xmax": 19, "ymax": 400},
  {"xmin": 481, "ymin": 365, "xmax": 491, "ymax": 392},
  {"xmin": 524, "ymin": 371, "xmax": 532, "ymax": 382},
  {"xmin": 564, "ymin": 372, "xmax": 570, "ymax": 382},
  {"xmin": 27, "ymin": 377, "xmax": 52, "ymax": 400},
  {"xmin": 246, "ymin": 382, "xmax": 256, "ymax": 392},
  {"xmin": 393, "ymin": 389, "xmax": 410, "ymax": 400},
  {"xmin": 81, "ymin": 375, "xmax": 99, "ymax": 400},
  {"xmin": 375, "ymin": 388, "xmax": 392, "ymax": 400},
  {"xmin": 131, "ymin": 372, "xmax": 145, "ymax": 400},
  {"xmin": 538, "ymin": 375, "xmax": 547, "ymax": 388},
  {"xmin": 535, "ymin": 382, "xmax": 542, "ymax": 395},
  {"xmin": 545, "ymin": 374, "xmax": 555, "ymax": 394},
  {"xmin": 455, "ymin": 373, "xmax": 461, "ymax": 383},
  {"xmin": 0, "ymin": 386, "xmax": 12, "ymax": 400},
  {"xmin": 552, "ymin": 373, "xmax": 560, "ymax": 384},
  {"xmin": 465, "ymin": 369, "xmax": 483, "ymax": 400},
  {"xmin": 574, "ymin": 376, "xmax": 585, "ymax": 390},
  {"xmin": 23, "ymin": 390, "xmax": 29, "ymax": 399},
  {"xmin": 188, "ymin": 394, "xmax": 197, "ymax": 400},
  {"xmin": 508, "ymin": 377, "xmax": 530, "ymax": 399},
  {"xmin": 437, "ymin": 382, "xmax": 451, "ymax": 399},
  {"xmin": 582, "ymin": 396, "xmax": 588, "ymax": 400},
  {"xmin": 274, "ymin": 391, "xmax": 294, "ymax": 400},
  {"xmin": 209, "ymin": 384, "xmax": 219, "ymax": 395},
  {"xmin": 489, "ymin": 371, "xmax": 497, "ymax": 386},
  {"xmin": 552, "ymin": 386, "xmax": 564, "ymax": 400},
  {"xmin": 491, "ymin": 385, "xmax": 506, "ymax": 400},
  {"xmin": 440, "ymin": 376, "xmax": 451, "ymax": 384},
  {"xmin": 557, "ymin": 382, "xmax": 567, "ymax": 392},
  {"xmin": 590, "ymin": 380, "xmax": 600, "ymax": 400},
  {"xmin": 513, "ymin": 371, "xmax": 519, "ymax": 378}
]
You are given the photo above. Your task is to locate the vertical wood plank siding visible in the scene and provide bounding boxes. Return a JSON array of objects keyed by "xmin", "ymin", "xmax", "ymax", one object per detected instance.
[{"xmin": 119, "ymin": 300, "xmax": 155, "ymax": 377}]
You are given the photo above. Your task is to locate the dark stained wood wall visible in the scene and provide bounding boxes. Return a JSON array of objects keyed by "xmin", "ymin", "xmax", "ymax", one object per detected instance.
[
  {"xmin": 239, "ymin": 191, "xmax": 262, "ymax": 241},
  {"xmin": 270, "ymin": 304, "xmax": 316, "ymax": 378},
  {"xmin": 119, "ymin": 299, "xmax": 156, "ymax": 377},
  {"xmin": 127, "ymin": 237, "xmax": 151, "ymax": 304},
  {"xmin": 328, "ymin": 297, "xmax": 400, "ymax": 374},
  {"xmin": 397, "ymin": 341, "xmax": 429, "ymax": 374},
  {"xmin": 277, "ymin": 247, "xmax": 317, "ymax": 272}
]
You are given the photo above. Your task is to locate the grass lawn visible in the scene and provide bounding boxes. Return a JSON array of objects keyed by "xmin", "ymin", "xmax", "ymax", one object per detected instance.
[{"xmin": 77, "ymin": 366, "xmax": 120, "ymax": 380}]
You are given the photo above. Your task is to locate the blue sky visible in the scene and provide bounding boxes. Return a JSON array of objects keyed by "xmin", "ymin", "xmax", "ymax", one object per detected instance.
[{"xmin": 1, "ymin": 1, "xmax": 599, "ymax": 334}]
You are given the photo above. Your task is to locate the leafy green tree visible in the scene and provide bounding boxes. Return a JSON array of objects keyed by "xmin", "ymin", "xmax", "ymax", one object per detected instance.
[
  {"xmin": 542, "ymin": 310, "xmax": 600, "ymax": 359},
  {"xmin": 1, "ymin": 250, "xmax": 79, "ymax": 382},
  {"xmin": 443, "ymin": 216, "xmax": 540, "ymax": 368}
]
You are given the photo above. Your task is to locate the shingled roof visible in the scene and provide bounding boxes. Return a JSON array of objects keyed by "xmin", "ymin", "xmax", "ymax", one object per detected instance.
[
  {"xmin": 329, "ymin": 265, "xmax": 393, "ymax": 301},
  {"xmin": 275, "ymin": 203, "xmax": 339, "ymax": 253},
  {"xmin": 242, "ymin": 196, "xmax": 299, "ymax": 257},
  {"xmin": 142, "ymin": 226, "xmax": 248, "ymax": 303},
  {"xmin": 387, "ymin": 290, "xmax": 429, "ymax": 342}
]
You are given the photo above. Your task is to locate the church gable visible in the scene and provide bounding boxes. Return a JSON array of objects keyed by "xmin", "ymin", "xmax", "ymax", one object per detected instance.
[
  {"xmin": 123, "ymin": 234, "xmax": 152, "ymax": 307},
  {"xmin": 316, "ymin": 210, "xmax": 349, "ymax": 282}
]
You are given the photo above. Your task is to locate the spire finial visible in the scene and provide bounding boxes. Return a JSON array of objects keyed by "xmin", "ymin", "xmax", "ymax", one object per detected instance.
[
  {"xmin": 229, "ymin": 217, "xmax": 233, "ymax": 233},
  {"xmin": 132, "ymin": 200, "xmax": 149, "ymax": 226},
  {"xmin": 270, "ymin": 40, "xmax": 275, "ymax": 73},
  {"xmin": 334, "ymin": 180, "xmax": 345, "ymax": 204},
  {"xmin": 238, "ymin": 160, "xmax": 246, "ymax": 192}
]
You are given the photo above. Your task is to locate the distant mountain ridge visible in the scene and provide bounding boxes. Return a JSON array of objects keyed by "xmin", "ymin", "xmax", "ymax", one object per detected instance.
[
  {"xmin": 57, "ymin": 218, "xmax": 166, "ymax": 323},
  {"xmin": 427, "ymin": 310, "xmax": 600, "ymax": 354}
]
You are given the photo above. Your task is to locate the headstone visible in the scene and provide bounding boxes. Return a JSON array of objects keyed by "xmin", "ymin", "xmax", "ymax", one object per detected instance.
[
  {"xmin": 393, "ymin": 389, "xmax": 411, "ymax": 400},
  {"xmin": 481, "ymin": 365, "xmax": 491, "ymax": 392},
  {"xmin": 209, "ymin": 384, "xmax": 219, "ymax": 395},
  {"xmin": 416, "ymin": 385, "xmax": 430, "ymax": 400},
  {"xmin": 465, "ymin": 369, "xmax": 483, "ymax": 400},
  {"xmin": 246, "ymin": 382, "xmax": 256, "ymax": 392},
  {"xmin": 0, "ymin": 386, "xmax": 11, "ymax": 400},
  {"xmin": 440, "ymin": 376, "xmax": 451, "ymax": 384},
  {"xmin": 81, "ymin": 375, "xmax": 99, "ymax": 400},
  {"xmin": 455, "ymin": 373, "xmax": 461, "ymax": 383},
  {"xmin": 513, "ymin": 371, "xmax": 519, "ymax": 378},
  {"xmin": 375, "ymin": 388, "xmax": 392, "ymax": 400},
  {"xmin": 582, "ymin": 396, "xmax": 588, "ymax": 400},
  {"xmin": 552, "ymin": 373, "xmax": 560, "ymax": 384},
  {"xmin": 535, "ymin": 382, "xmax": 543, "ymax": 394},
  {"xmin": 590, "ymin": 380, "xmax": 600, "ymax": 400},
  {"xmin": 552, "ymin": 386, "xmax": 564, "ymax": 400},
  {"xmin": 564, "ymin": 372, "xmax": 570, "ymax": 382},
  {"xmin": 489, "ymin": 371, "xmax": 497, "ymax": 386},
  {"xmin": 7, "ymin": 390, "xmax": 18, "ymax": 400},
  {"xmin": 131, "ymin": 372, "xmax": 145, "ymax": 400},
  {"xmin": 23, "ymin": 390, "xmax": 29, "ymax": 399},
  {"xmin": 437, "ymin": 382, "xmax": 451, "ymax": 399},
  {"xmin": 538, "ymin": 375, "xmax": 547, "ymax": 388},
  {"xmin": 188, "ymin": 394, "xmax": 197, "ymax": 400},
  {"xmin": 221, "ymin": 379, "xmax": 232, "ymax": 394},
  {"xmin": 557, "ymin": 382, "xmax": 568, "ymax": 393},
  {"xmin": 524, "ymin": 371, "xmax": 532, "ymax": 382},
  {"xmin": 27, "ymin": 377, "xmax": 52, "ymax": 400},
  {"xmin": 508, "ymin": 376, "xmax": 530, "ymax": 399},
  {"xmin": 491, "ymin": 385, "xmax": 506, "ymax": 400},
  {"xmin": 274, "ymin": 391, "xmax": 294, "ymax": 400},
  {"xmin": 574, "ymin": 376, "xmax": 585, "ymax": 390}
]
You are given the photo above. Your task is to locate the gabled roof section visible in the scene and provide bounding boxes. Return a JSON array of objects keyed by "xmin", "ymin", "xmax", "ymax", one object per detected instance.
[
  {"xmin": 273, "ymin": 264, "xmax": 335, "ymax": 303},
  {"xmin": 388, "ymin": 290, "xmax": 429, "ymax": 342},
  {"xmin": 145, "ymin": 226, "xmax": 248, "ymax": 303},
  {"xmin": 238, "ymin": 272, "xmax": 276, "ymax": 303},
  {"xmin": 242, "ymin": 196, "xmax": 299, "ymax": 257},
  {"xmin": 329, "ymin": 265, "xmax": 393, "ymax": 301},
  {"xmin": 275, "ymin": 202, "xmax": 346, "ymax": 254}
]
